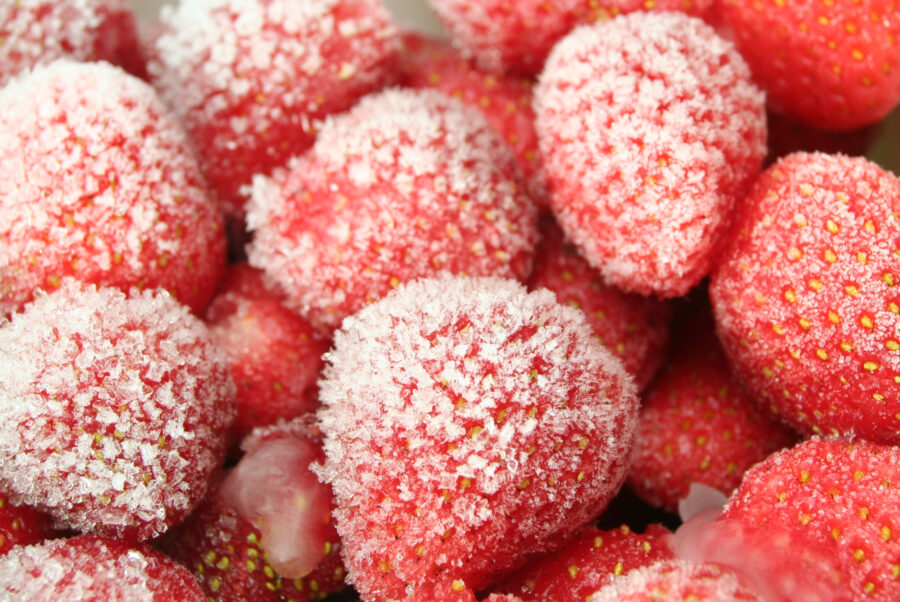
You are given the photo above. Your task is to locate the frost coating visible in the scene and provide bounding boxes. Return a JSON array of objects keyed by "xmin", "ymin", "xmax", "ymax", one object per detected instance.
[
  {"xmin": 0, "ymin": 281, "xmax": 235, "ymax": 541},
  {"xmin": 317, "ymin": 274, "xmax": 637, "ymax": 599},
  {"xmin": 535, "ymin": 11, "xmax": 766, "ymax": 297},
  {"xmin": 587, "ymin": 560, "xmax": 762, "ymax": 601}
]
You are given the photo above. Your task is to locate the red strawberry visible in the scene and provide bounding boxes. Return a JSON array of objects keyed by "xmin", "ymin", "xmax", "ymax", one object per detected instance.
[
  {"xmin": 246, "ymin": 88, "xmax": 539, "ymax": 333},
  {"xmin": 587, "ymin": 560, "xmax": 763, "ymax": 601},
  {"xmin": 528, "ymin": 218, "xmax": 671, "ymax": 390},
  {"xmin": 400, "ymin": 33, "xmax": 546, "ymax": 204},
  {"xmin": 426, "ymin": 0, "xmax": 713, "ymax": 74},
  {"xmin": 317, "ymin": 275, "xmax": 638, "ymax": 600},
  {"xmin": 535, "ymin": 11, "xmax": 766, "ymax": 297},
  {"xmin": 710, "ymin": 153, "xmax": 900, "ymax": 444},
  {"xmin": 0, "ymin": 535, "xmax": 205, "ymax": 600},
  {"xmin": 148, "ymin": 0, "xmax": 401, "ymax": 218},
  {"xmin": 0, "ymin": 281, "xmax": 235, "ymax": 541},
  {"xmin": 495, "ymin": 524, "xmax": 675, "ymax": 601},
  {"xmin": 716, "ymin": 0, "xmax": 900, "ymax": 131},
  {"xmin": 206, "ymin": 264, "xmax": 329, "ymax": 442},
  {"xmin": 0, "ymin": 491, "xmax": 57, "ymax": 555},
  {"xmin": 628, "ymin": 302, "xmax": 797, "ymax": 513},
  {"xmin": 0, "ymin": 60, "xmax": 226, "ymax": 317},
  {"xmin": 0, "ymin": 0, "xmax": 145, "ymax": 85}
]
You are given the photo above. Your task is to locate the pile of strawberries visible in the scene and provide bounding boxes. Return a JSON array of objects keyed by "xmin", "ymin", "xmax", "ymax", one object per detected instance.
[{"xmin": 0, "ymin": 0, "xmax": 899, "ymax": 600}]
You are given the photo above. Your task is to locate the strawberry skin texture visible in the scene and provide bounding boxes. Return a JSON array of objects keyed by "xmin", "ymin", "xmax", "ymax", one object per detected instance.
[
  {"xmin": 716, "ymin": 0, "xmax": 900, "ymax": 130},
  {"xmin": 710, "ymin": 152, "xmax": 900, "ymax": 444},
  {"xmin": 587, "ymin": 559, "xmax": 763, "ymax": 601}
]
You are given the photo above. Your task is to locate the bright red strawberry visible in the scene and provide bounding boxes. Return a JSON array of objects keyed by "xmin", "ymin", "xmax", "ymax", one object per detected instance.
[
  {"xmin": 317, "ymin": 275, "xmax": 638, "ymax": 600},
  {"xmin": 718, "ymin": 438, "xmax": 900, "ymax": 601},
  {"xmin": 0, "ymin": 60, "xmax": 226, "ymax": 317},
  {"xmin": 710, "ymin": 153, "xmax": 900, "ymax": 444},
  {"xmin": 148, "ymin": 0, "xmax": 401, "ymax": 218},
  {"xmin": 426, "ymin": 0, "xmax": 712, "ymax": 74},
  {"xmin": 587, "ymin": 560, "xmax": 763, "ymax": 601},
  {"xmin": 495, "ymin": 524, "xmax": 675, "ymax": 601},
  {"xmin": 716, "ymin": 0, "xmax": 900, "ymax": 131},
  {"xmin": 0, "ymin": 0, "xmax": 145, "ymax": 85},
  {"xmin": 0, "ymin": 491, "xmax": 57, "ymax": 555},
  {"xmin": 628, "ymin": 302, "xmax": 797, "ymax": 513},
  {"xmin": 246, "ymin": 88, "xmax": 539, "ymax": 333},
  {"xmin": 0, "ymin": 281, "xmax": 235, "ymax": 541},
  {"xmin": 528, "ymin": 218, "xmax": 671, "ymax": 390},
  {"xmin": 535, "ymin": 11, "xmax": 766, "ymax": 297},
  {"xmin": 400, "ymin": 34, "xmax": 546, "ymax": 204},
  {"xmin": 206, "ymin": 264, "xmax": 329, "ymax": 442},
  {"xmin": 0, "ymin": 535, "xmax": 205, "ymax": 600}
]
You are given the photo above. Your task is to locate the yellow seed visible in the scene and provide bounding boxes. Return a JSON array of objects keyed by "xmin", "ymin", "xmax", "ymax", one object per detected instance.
[
  {"xmin": 800, "ymin": 470, "xmax": 811, "ymax": 483},
  {"xmin": 817, "ymin": 349, "xmax": 829, "ymax": 361},
  {"xmin": 861, "ymin": 315, "xmax": 874, "ymax": 329},
  {"xmin": 854, "ymin": 549, "xmax": 866, "ymax": 562},
  {"xmin": 784, "ymin": 289, "xmax": 797, "ymax": 303},
  {"xmin": 451, "ymin": 580, "xmax": 466, "ymax": 592},
  {"xmin": 882, "ymin": 526, "xmax": 892, "ymax": 542},
  {"xmin": 826, "ymin": 220, "xmax": 840, "ymax": 234},
  {"xmin": 824, "ymin": 249, "xmax": 837, "ymax": 263},
  {"xmin": 855, "ymin": 470, "xmax": 865, "ymax": 481},
  {"xmin": 864, "ymin": 361, "xmax": 880, "ymax": 372},
  {"xmin": 809, "ymin": 278, "xmax": 824, "ymax": 291},
  {"xmin": 568, "ymin": 565, "xmax": 579, "ymax": 578},
  {"xmin": 885, "ymin": 273, "xmax": 896, "ymax": 286},
  {"xmin": 799, "ymin": 318, "xmax": 812, "ymax": 330},
  {"xmin": 614, "ymin": 562, "xmax": 624, "ymax": 576},
  {"xmin": 887, "ymin": 340, "xmax": 899, "ymax": 351},
  {"xmin": 845, "ymin": 285, "xmax": 859, "ymax": 297}
]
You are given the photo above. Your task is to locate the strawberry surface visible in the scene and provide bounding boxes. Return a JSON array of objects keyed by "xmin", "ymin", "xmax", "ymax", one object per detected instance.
[
  {"xmin": 0, "ymin": 60, "xmax": 226, "ymax": 317},
  {"xmin": 0, "ymin": 491, "xmax": 57, "ymax": 555},
  {"xmin": 716, "ymin": 0, "xmax": 900, "ymax": 130},
  {"xmin": 317, "ymin": 275, "xmax": 638, "ymax": 601},
  {"xmin": 587, "ymin": 560, "xmax": 763, "ymax": 602},
  {"xmin": 710, "ymin": 152, "xmax": 900, "ymax": 444},
  {"xmin": 148, "ymin": 0, "xmax": 401, "ymax": 218},
  {"xmin": 247, "ymin": 88, "xmax": 539, "ymax": 333},
  {"xmin": 535, "ymin": 11, "xmax": 766, "ymax": 297}
]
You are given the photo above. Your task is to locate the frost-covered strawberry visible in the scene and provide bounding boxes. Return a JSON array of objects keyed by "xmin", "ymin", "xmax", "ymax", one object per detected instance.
[
  {"xmin": 710, "ymin": 153, "xmax": 900, "ymax": 444},
  {"xmin": 0, "ymin": 535, "xmax": 205, "ymax": 600},
  {"xmin": 495, "ymin": 524, "xmax": 675, "ymax": 601},
  {"xmin": 528, "ymin": 218, "xmax": 670, "ymax": 390},
  {"xmin": 149, "ymin": 0, "xmax": 401, "ymax": 218},
  {"xmin": 535, "ymin": 12, "xmax": 766, "ymax": 297},
  {"xmin": 0, "ymin": 491, "xmax": 57, "ymax": 555},
  {"xmin": 0, "ymin": 60, "xmax": 226, "ymax": 316},
  {"xmin": 247, "ymin": 89, "xmax": 539, "ymax": 333},
  {"xmin": 317, "ymin": 275, "xmax": 638, "ymax": 600},
  {"xmin": 587, "ymin": 560, "xmax": 763, "ymax": 602},
  {"xmin": 400, "ymin": 34, "xmax": 546, "ymax": 203},
  {"xmin": 0, "ymin": 0, "xmax": 145, "ymax": 85},
  {"xmin": 716, "ymin": 0, "xmax": 900, "ymax": 130},
  {"xmin": 206, "ymin": 264, "xmax": 328, "ymax": 442},
  {"xmin": 0, "ymin": 281, "xmax": 235, "ymax": 541},
  {"xmin": 426, "ymin": 0, "xmax": 712, "ymax": 74}
]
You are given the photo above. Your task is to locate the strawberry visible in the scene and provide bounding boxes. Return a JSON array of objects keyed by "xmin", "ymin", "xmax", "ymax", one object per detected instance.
[
  {"xmin": 0, "ymin": 535, "xmax": 205, "ymax": 600},
  {"xmin": 0, "ymin": 60, "xmax": 226, "ymax": 317},
  {"xmin": 495, "ymin": 524, "xmax": 675, "ymax": 601},
  {"xmin": 628, "ymin": 301, "xmax": 797, "ymax": 513},
  {"xmin": 205, "ymin": 264, "xmax": 329, "ymax": 442},
  {"xmin": 0, "ymin": 490, "xmax": 58, "ymax": 555},
  {"xmin": 148, "ymin": 0, "xmax": 401, "ymax": 218},
  {"xmin": 710, "ymin": 152, "xmax": 900, "ymax": 444},
  {"xmin": 587, "ymin": 560, "xmax": 763, "ymax": 602},
  {"xmin": 317, "ymin": 275, "xmax": 638, "ymax": 600},
  {"xmin": 426, "ymin": 0, "xmax": 713, "ymax": 74},
  {"xmin": 0, "ymin": 281, "xmax": 235, "ymax": 541},
  {"xmin": 535, "ymin": 11, "xmax": 766, "ymax": 297},
  {"xmin": 246, "ymin": 88, "xmax": 539, "ymax": 333},
  {"xmin": 528, "ymin": 217, "xmax": 671, "ymax": 390},
  {"xmin": 0, "ymin": 0, "xmax": 145, "ymax": 85},
  {"xmin": 400, "ymin": 33, "xmax": 547, "ymax": 204},
  {"xmin": 715, "ymin": 0, "xmax": 900, "ymax": 131}
]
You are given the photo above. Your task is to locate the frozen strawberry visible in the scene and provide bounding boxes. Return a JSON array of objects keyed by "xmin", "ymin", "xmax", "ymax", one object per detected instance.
[
  {"xmin": 716, "ymin": 437, "xmax": 900, "ymax": 601},
  {"xmin": 628, "ymin": 304, "xmax": 797, "ymax": 513},
  {"xmin": 148, "ymin": 0, "xmax": 401, "ymax": 218},
  {"xmin": 0, "ymin": 0, "xmax": 145, "ymax": 85},
  {"xmin": 247, "ymin": 89, "xmax": 539, "ymax": 333},
  {"xmin": 206, "ymin": 264, "xmax": 329, "ymax": 442},
  {"xmin": 400, "ymin": 34, "xmax": 546, "ymax": 203},
  {"xmin": 426, "ymin": 0, "xmax": 712, "ymax": 75},
  {"xmin": 710, "ymin": 153, "xmax": 900, "ymax": 444},
  {"xmin": 716, "ymin": 0, "xmax": 900, "ymax": 131},
  {"xmin": 528, "ymin": 218, "xmax": 671, "ymax": 390},
  {"xmin": 535, "ymin": 12, "xmax": 766, "ymax": 297},
  {"xmin": 0, "ymin": 60, "xmax": 226, "ymax": 317},
  {"xmin": 495, "ymin": 524, "xmax": 675, "ymax": 601},
  {"xmin": 586, "ymin": 560, "xmax": 763, "ymax": 602},
  {"xmin": 317, "ymin": 275, "xmax": 638, "ymax": 600},
  {"xmin": 0, "ymin": 491, "xmax": 57, "ymax": 555},
  {"xmin": 0, "ymin": 535, "xmax": 205, "ymax": 600},
  {"xmin": 0, "ymin": 281, "xmax": 235, "ymax": 541}
]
